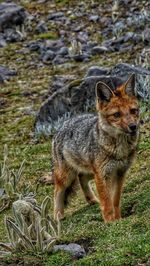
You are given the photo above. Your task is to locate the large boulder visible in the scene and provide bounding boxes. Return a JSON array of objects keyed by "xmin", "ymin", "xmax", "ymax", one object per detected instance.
[
  {"xmin": 111, "ymin": 63, "xmax": 150, "ymax": 76},
  {"xmin": 34, "ymin": 76, "xmax": 124, "ymax": 135},
  {"xmin": 35, "ymin": 63, "xmax": 150, "ymax": 136},
  {"xmin": 0, "ymin": 2, "xmax": 27, "ymax": 31}
]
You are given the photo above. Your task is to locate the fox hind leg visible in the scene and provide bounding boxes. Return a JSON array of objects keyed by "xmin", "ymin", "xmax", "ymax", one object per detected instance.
[
  {"xmin": 54, "ymin": 165, "xmax": 77, "ymax": 220},
  {"xmin": 79, "ymin": 173, "xmax": 99, "ymax": 205}
]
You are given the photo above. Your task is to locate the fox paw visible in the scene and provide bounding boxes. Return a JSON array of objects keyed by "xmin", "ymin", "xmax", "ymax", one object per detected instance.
[
  {"xmin": 39, "ymin": 173, "xmax": 54, "ymax": 185},
  {"xmin": 86, "ymin": 196, "xmax": 99, "ymax": 205},
  {"xmin": 54, "ymin": 210, "xmax": 64, "ymax": 221},
  {"xmin": 103, "ymin": 210, "xmax": 115, "ymax": 222},
  {"xmin": 114, "ymin": 207, "xmax": 121, "ymax": 220}
]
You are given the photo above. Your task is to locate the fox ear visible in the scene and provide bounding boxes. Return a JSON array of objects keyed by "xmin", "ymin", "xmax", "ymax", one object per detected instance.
[
  {"xmin": 96, "ymin": 81, "xmax": 113, "ymax": 103},
  {"xmin": 124, "ymin": 73, "xmax": 136, "ymax": 96}
]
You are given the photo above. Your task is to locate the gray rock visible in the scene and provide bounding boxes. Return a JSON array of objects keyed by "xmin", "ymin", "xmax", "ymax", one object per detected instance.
[
  {"xmin": 140, "ymin": 48, "xmax": 150, "ymax": 64},
  {"xmin": 4, "ymin": 28, "xmax": 24, "ymax": 42},
  {"xmin": 86, "ymin": 66, "xmax": 110, "ymax": 77},
  {"xmin": 123, "ymin": 32, "xmax": 134, "ymax": 42},
  {"xmin": 52, "ymin": 55, "xmax": 68, "ymax": 65},
  {"xmin": 52, "ymin": 75, "xmax": 75, "ymax": 91},
  {"xmin": 118, "ymin": 44, "xmax": 133, "ymax": 53},
  {"xmin": 48, "ymin": 12, "xmax": 65, "ymax": 21},
  {"xmin": 27, "ymin": 41, "xmax": 42, "ymax": 52},
  {"xmin": 0, "ymin": 2, "xmax": 27, "ymax": 31},
  {"xmin": 53, "ymin": 243, "xmax": 86, "ymax": 258},
  {"xmin": 57, "ymin": 47, "xmax": 69, "ymax": 56},
  {"xmin": 42, "ymin": 50, "xmax": 56, "ymax": 63},
  {"xmin": 35, "ymin": 20, "xmax": 48, "ymax": 33},
  {"xmin": 89, "ymin": 15, "xmax": 99, "ymax": 22},
  {"xmin": 111, "ymin": 63, "xmax": 150, "ymax": 76},
  {"xmin": 111, "ymin": 63, "xmax": 150, "ymax": 101},
  {"xmin": 34, "ymin": 58, "xmax": 150, "ymax": 137},
  {"xmin": 91, "ymin": 46, "xmax": 109, "ymax": 55},
  {"xmin": 44, "ymin": 39, "xmax": 64, "ymax": 52},
  {"xmin": 34, "ymin": 76, "xmax": 124, "ymax": 135},
  {"xmin": 0, "ymin": 188, "xmax": 5, "ymax": 197},
  {"xmin": 0, "ymin": 34, "xmax": 6, "ymax": 47},
  {"xmin": 132, "ymin": 33, "xmax": 143, "ymax": 44},
  {"xmin": 102, "ymin": 37, "xmax": 125, "ymax": 51},
  {"xmin": 77, "ymin": 31, "xmax": 89, "ymax": 43},
  {"xmin": 0, "ymin": 65, "xmax": 17, "ymax": 83},
  {"xmin": 82, "ymin": 41, "xmax": 98, "ymax": 53},
  {"xmin": 73, "ymin": 53, "xmax": 90, "ymax": 62}
]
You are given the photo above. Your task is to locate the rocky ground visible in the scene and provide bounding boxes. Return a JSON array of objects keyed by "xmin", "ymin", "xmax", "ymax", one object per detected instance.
[{"xmin": 0, "ymin": 0, "xmax": 150, "ymax": 265}]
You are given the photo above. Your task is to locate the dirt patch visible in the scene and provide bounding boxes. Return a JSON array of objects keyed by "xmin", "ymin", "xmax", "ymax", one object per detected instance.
[
  {"xmin": 123, "ymin": 201, "xmax": 138, "ymax": 217},
  {"xmin": 74, "ymin": 237, "xmax": 95, "ymax": 254}
]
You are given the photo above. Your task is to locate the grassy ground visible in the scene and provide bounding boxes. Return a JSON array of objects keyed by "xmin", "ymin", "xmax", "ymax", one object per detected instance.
[{"xmin": 0, "ymin": 0, "xmax": 150, "ymax": 265}]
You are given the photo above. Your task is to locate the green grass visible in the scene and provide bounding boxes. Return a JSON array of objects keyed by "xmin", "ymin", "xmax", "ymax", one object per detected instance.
[
  {"xmin": 35, "ymin": 32, "xmax": 59, "ymax": 40},
  {"xmin": 0, "ymin": 0, "xmax": 150, "ymax": 265}
]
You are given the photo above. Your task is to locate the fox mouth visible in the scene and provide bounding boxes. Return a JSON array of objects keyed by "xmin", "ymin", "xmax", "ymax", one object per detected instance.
[
  {"xmin": 124, "ymin": 129, "xmax": 137, "ymax": 136},
  {"xmin": 116, "ymin": 127, "xmax": 138, "ymax": 136},
  {"xmin": 129, "ymin": 130, "xmax": 137, "ymax": 136}
]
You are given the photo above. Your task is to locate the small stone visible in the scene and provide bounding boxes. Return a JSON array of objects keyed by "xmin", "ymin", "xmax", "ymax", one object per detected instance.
[
  {"xmin": 4, "ymin": 28, "xmax": 24, "ymax": 42},
  {"xmin": 73, "ymin": 54, "xmax": 90, "ymax": 62},
  {"xmin": 123, "ymin": 32, "xmax": 134, "ymax": 42},
  {"xmin": 0, "ymin": 35, "xmax": 6, "ymax": 47},
  {"xmin": 0, "ymin": 188, "xmax": 5, "ymax": 197},
  {"xmin": 53, "ymin": 243, "xmax": 86, "ymax": 258},
  {"xmin": 48, "ymin": 12, "xmax": 65, "ymax": 20},
  {"xmin": 0, "ymin": 65, "xmax": 17, "ymax": 83},
  {"xmin": 35, "ymin": 20, "xmax": 48, "ymax": 33},
  {"xmin": 42, "ymin": 50, "xmax": 56, "ymax": 63},
  {"xmin": 44, "ymin": 39, "xmax": 64, "ymax": 52},
  {"xmin": 89, "ymin": 15, "xmax": 99, "ymax": 22},
  {"xmin": 57, "ymin": 47, "xmax": 69, "ymax": 56},
  {"xmin": 52, "ymin": 55, "xmax": 68, "ymax": 65},
  {"xmin": 27, "ymin": 41, "xmax": 42, "ymax": 52},
  {"xmin": 91, "ymin": 46, "xmax": 109, "ymax": 55}
]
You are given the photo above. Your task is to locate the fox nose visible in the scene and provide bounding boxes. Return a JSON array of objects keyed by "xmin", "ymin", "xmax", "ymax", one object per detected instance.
[{"xmin": 128, "ymin": 123, "xmax": 137, "ymax": 132}]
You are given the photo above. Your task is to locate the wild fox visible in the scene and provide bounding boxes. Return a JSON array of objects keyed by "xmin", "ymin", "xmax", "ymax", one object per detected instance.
[{"xmin": 52, "ymin": 74, "xmax": 140, "ymax": 222}]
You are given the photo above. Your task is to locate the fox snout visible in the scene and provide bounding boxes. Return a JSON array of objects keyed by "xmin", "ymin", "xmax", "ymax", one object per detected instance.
[
  {"xmin": 114, "ymin": 114, "xmax": 139, "ymax": 135},
  {"xmin": 128, "ymin": 123, "xmax": 137, "ymax": 134}
]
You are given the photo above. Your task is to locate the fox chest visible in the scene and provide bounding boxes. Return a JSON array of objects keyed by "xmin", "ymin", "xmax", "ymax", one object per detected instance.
[
  {"xmin": 100, "ymin": 138, "xmax": 136, "ymax": 176},
  {"xmin": 101, "ymin": 157, "xmax": 131, "ymax": 179}
]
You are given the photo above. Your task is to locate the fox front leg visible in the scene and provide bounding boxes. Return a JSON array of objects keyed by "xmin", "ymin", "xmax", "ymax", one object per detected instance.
[
  {"xmin": 111, "ymin": 175, "xmax": 125, "ymax": 220},
  {"xmin": 93, "ymin": 168, "xmax": 115, "ymax": 222}
]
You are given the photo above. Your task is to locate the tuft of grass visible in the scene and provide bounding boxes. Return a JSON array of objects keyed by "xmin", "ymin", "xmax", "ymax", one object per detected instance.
[{"xmin": 36, "ymin": 32, "xmax": 59, "ymax": 40}]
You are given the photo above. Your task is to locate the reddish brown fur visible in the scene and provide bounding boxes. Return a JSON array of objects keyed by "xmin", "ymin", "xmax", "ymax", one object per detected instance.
[{"xmin": 97, "ymin": 84, "xmax": 139, "ymax": 134}]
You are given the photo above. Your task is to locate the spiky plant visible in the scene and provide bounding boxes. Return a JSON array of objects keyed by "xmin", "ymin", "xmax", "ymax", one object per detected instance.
[
  {"xmin": 0, "ymin": 145, "xmax": 25, "ymax": 212},
  {"xmin": 0, "ymin": 196, "xmax": 61, "ymax": 254}
]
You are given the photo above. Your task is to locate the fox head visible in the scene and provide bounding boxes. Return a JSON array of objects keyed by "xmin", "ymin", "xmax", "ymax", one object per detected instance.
[{"xmin": 96, "ymin": 74, "xmax": 140, "ymax": 137}]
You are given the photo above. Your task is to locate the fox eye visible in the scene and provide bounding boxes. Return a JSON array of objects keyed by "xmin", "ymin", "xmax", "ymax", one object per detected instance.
[
  {"xmin": 113, "ymin": 112, "xmax": 121, "ymax": 118},
  {"xmin": 130, "ymin": 108, "xmax": 138, "ymax": 114}
]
